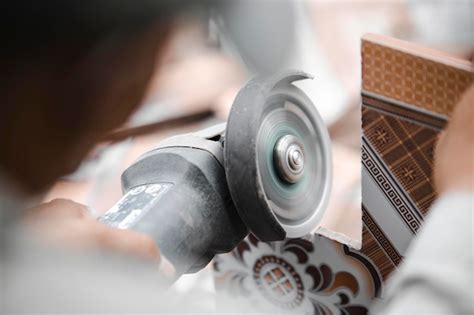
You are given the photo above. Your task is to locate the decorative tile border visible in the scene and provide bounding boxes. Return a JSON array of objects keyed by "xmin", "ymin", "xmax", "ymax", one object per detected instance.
[
  {"xmin": 362, "ymin": 137, "xmax": 422, "ymax": 233},
  {"xmin": 362, "ymin": 205, "xmax": 402, "ymax": 266}
]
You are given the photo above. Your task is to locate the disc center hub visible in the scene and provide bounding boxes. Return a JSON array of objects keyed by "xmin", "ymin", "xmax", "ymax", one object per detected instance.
[{"xmin": 274, "ymin": 135, "xmax": 305, "ymax": 183}]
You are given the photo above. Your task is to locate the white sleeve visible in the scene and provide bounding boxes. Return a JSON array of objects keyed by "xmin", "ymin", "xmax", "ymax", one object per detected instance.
[{"xmin": 371, "ymin": 192, "xmax": 474, "ymax": 315}]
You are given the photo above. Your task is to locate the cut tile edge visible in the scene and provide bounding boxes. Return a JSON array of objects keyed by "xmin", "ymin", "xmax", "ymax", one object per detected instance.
[{"xmin": 314, "ymin": 226, "xmax": 362, "ymax": 250}]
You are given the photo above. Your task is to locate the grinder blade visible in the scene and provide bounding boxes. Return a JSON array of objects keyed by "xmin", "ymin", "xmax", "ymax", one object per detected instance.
[{"xmin": 224, "ymin": 71, "xmax": 332, "ymax": 241}]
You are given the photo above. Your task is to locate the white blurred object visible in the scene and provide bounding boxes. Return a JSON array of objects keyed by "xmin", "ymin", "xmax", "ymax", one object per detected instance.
[
  {"xmin": 408, "ymin": 0, "xmax": 473, "ymax": 51},
  {"xmin": 289, "ymin": 2, "xmax": 348, "ymax": 125}
]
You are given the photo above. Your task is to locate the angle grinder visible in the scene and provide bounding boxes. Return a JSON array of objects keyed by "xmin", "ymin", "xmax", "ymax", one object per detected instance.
[{"xmin": 99, "ymin": 71, "xmax": 332, "ymax": 278}]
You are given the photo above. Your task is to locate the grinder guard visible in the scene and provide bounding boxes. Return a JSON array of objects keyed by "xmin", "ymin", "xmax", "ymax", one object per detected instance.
[{"xmin": 225, "ymin": 71, "xmax": 332, "ymax": 241}]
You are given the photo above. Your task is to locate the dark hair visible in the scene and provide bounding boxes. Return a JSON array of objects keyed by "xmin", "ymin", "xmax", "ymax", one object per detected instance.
[
  {"xmin": 0, "ymin": 1, "xmax": 212, "ymax": 193},
  {"xmin": 1, "ymin": 1, "xmax": 200, "ymax": 58}
]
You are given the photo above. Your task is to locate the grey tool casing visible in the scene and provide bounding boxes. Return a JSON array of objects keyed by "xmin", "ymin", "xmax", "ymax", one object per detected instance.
[{"xmin": 121, "ymin": 124, "xmax": 247, "ymax": 275}]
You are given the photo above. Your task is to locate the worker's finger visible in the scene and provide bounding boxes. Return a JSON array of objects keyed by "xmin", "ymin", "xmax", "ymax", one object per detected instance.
[
  {"xmin": 23, "ymin": 199, "xmax": 172, "ymax": 274},
  {"xmin": 25, "ymin": 198, "xmax": 93, "ymax": 223},
  {"xmin": 91, "ymin": 222, "xmax": 161, "ymax": 263},
  {"xmin": 86, "ymin": 222, "xmax": 175, "ymax": 277},
  {"xmin": 25, "ymin": 198, "xmax": 159, "ymax": 261},
  {"xmin": 26, "ymin": 216, "xmax": 161, "ymax": 263}
]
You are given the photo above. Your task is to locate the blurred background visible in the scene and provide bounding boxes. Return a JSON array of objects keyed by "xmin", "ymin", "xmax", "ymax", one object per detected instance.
[{"xmin": 42, "ymin": 0, "xmax": 472, "ymax": 311}]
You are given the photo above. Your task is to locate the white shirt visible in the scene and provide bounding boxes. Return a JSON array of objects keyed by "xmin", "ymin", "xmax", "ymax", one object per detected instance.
[{"xmin": 373, "ymin": 192, "xmax": 474, "ymax": 314}]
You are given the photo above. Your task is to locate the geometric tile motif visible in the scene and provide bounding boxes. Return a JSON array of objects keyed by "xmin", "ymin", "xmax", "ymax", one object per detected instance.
[
  {"xmin": 361, "ymin": 36, "xmax": 473, "ymax": 294},
  {"xmin": 362, "ymin": 106, "xmax": 440, "ymax": 215},
  {"xmin": 362, "ymin": 39, "xmax": 473, "ymax": 117}
]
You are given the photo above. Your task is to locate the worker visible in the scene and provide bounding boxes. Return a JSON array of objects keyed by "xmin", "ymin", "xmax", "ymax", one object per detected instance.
[
  {"xmin": 1, "ymin": 1, "xmax": 472, "ymax": 314},
  {"xmin": 1, "ymin": 1, "xmax": 188, "ymax": 312}
]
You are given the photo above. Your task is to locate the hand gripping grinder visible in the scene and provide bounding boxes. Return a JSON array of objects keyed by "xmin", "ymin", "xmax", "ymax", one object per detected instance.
[{"xmin": 100, "ymin": 71, "xmax": 332, "ymax": 278}]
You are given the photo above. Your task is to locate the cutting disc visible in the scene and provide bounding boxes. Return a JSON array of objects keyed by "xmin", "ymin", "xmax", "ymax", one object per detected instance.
[{"xmin": 224, "ymin": 71, "xmax": 332, "ymax": 241}]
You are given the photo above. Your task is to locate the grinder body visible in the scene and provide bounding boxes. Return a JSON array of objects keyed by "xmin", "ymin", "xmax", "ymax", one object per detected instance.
[{"xmin": 100, "ymin": 71, "xmax": 332, "ymax": 279}]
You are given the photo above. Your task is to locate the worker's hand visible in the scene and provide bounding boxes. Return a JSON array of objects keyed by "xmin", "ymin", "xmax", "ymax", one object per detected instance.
[
  {"xmin": 24, "ymin": 199, "xmax": 161, "ymax": 263},
  {"xmin": 434, "ymin": 85, "xmax": 474, "ymax": 194}
]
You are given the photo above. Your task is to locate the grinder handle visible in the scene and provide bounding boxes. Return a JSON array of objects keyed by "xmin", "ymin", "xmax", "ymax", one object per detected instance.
[{"xmin": 99, "ymin": 146, "xmax": 248, "ymax": 278}]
